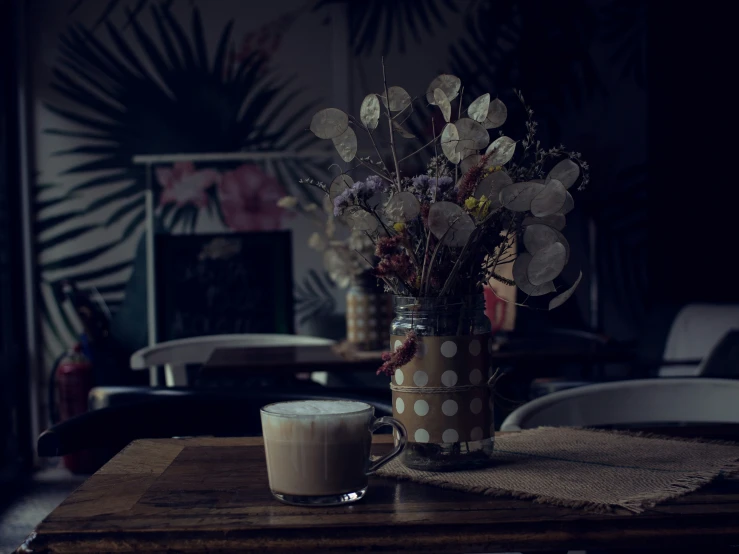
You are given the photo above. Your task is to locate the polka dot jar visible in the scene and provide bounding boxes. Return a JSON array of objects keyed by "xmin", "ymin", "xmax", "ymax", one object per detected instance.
[
  {"xmin": 389, "ymin": 295, "xmax": 495, "ymax": 471},
  {"xmin": 346, "ymin": 277, "xmax": 393, "ymax": 351}
]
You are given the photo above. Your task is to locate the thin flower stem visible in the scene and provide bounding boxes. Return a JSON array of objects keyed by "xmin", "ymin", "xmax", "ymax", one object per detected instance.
[
  {"xmin": 369, "ymin": 206, "xmax": 392, "ymax": 237},
  {"xmin": 365, "ymin": 128, "xmax": 391, "ymax": 175},
  {"xmin": 424, "ymin": 214, "xmax": 460, "ymax": 297},
  {"xmin": 398, "ymin": 135, "xmax": 441, "ymax": 163},
  {"xmin": 357, "ymin": 158, "xmax": 394, "ymax": 184},
  {"xmin": 419, "ymin": 119, "xmax": 439, "ymax": 294},
  {"xmin": 488, "ymin": 285, "xmax": 541, "ymax": 310},
  {"xmin": 390, "ymin": 97, "xmax": 417, "ymax": 120},
  {"xmin": 489, "ymin": 218, "xmax": 515, "ymax": 277},
  {"xmin": 381, "ymin": 57, "xmax": 402, "ymax": 191},
  {"xmin": 454, "ymin": 86, "xmax": 464, "ymax": 185},
  {"xmin": 439, "ymin": 225, "xmax": 479, "ymax": 297},
  {"xmin": 349, "ymin": 114, "xmax": 391, "ymax": 177}
]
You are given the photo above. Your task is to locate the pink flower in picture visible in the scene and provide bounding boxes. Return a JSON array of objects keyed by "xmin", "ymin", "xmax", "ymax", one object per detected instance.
[
  {"xmin": 218, "ymin": 164, "xmax": 289, "ymax": 231},
  {"xmin": 156, "ymin": 162, "xmax": 220, "ymax": 208}
]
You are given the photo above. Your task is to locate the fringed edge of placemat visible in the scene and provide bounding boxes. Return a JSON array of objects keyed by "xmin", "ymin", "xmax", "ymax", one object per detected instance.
[
  {"xmin": 511, "ymin": 427, "xmax": 739, "ymax": 513},
  {"xmin": 616, "ymin": 457, "xmax": 739, "ymax": 513},
  {"xmin": 379, "ymin": 427, "xmax": 739, "ymax": 514}
]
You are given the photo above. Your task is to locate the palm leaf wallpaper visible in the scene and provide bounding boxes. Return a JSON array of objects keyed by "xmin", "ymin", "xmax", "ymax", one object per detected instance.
[
  {"xmin": 37, "ymin": 1, "xmax": 328, "ymax": 364},
  {"xmin": 34, "ymin": 0, "xmax": 646, "ymax": 382}
]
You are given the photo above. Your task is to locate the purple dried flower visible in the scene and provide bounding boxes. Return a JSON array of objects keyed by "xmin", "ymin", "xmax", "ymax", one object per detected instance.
[
  {"xmin": 333, "ymin": 187, "xmax": 356, "ymax": 216},
  {"xmin": 410, "ymin": 174, "xmax": 453, "ymax": 201}
]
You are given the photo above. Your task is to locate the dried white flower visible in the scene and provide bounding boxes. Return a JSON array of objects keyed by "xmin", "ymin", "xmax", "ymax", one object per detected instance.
[
  {"xmin": 308, "ymin": 232, "xmax": 326, "ymax": 251},
  {"xmin": 277, "ymin": 196, "xmax": 298, "ymax": 209}
]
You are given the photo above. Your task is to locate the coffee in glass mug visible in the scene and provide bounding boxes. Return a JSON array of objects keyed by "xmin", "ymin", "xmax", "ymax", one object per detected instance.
[{"xmin": 260, "ymin": 400, "xmax": 407, "ymax": 506}]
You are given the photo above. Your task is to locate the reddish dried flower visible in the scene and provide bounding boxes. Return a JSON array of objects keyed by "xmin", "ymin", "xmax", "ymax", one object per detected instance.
[
  {"xmin": 429, "ymin": 273, "xmax": 442, "ymax": 292},
  {"xmin": 377, "ymin": 331, "xmax": 418, "ymax": 376},
  {"xmin": 374, "ymin": 259, "xmax": 392, "ymax": 278},
  {"xmin": 457, "ymin": 152, "xmax": 492, "ymax": 204},
  {"xmin": 375, "ymin": 235, "xmax": 403, "ymax": 257},
  {"xmin": 420, "ymin": 202, "xmax": 430, "ymax": 224}
]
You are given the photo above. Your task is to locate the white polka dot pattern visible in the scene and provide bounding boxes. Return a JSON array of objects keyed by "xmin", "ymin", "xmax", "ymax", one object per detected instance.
[
  {"xmin": 442, "ymin": 429, "xmax": 459, "ymax": 443},
  {"xmin": 440, "ymin": 340, "xmax": 457, "ymax": 358},
  {"xmin": 413, "ymin": 371, "xmax": 429, "ymax": 387},
  {"xmin": 441, "ymin": 370, "xmax": 458, "ymax": 387},
  {"xmin": 389, "ymin": 334, "xmax": 494, "ymax": 447},
  {"xmin": 415, "ymin": 428, "xmax": 430, "ymax": 442},
  {"xmin": 414, "ymin": 399, "xmax": 429, "ymax": 416},
  {"xmin": 441, "ymin": 399, "xmax": 458, "ymax": 416},
  {"xmin": 395, "ymin": 397, "xmax": 405, "ymax": 414}
]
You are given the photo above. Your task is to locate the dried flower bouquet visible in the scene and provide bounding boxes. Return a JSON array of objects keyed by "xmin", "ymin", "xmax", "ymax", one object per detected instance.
[{"xmin": 304, "ymin": 62, "xmax": 588, "ymax": 309}]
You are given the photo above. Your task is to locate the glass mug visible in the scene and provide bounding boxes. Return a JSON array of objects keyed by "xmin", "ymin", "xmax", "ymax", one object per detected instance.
[{"xmin": 260, "ymin": 400, "xmax": 407, "ymax": 506}]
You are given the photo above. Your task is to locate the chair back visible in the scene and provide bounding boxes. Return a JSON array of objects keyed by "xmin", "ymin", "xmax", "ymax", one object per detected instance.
[
  {"xmin": 660, "ymin": 304, "xmax": 739, "ymax": 376},
  {"xmin": 500, "ymin": 378, "xmax": 739, "ymax": 430},
  {"xmin": 130, "ymin": 334, "xmax": 335, "ymax": 386}
]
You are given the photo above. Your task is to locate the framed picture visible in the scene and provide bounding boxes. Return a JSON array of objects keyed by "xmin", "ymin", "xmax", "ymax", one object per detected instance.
[{"xmin": 155, "ymin": 231, "xmax": 294, "ymax": 341}]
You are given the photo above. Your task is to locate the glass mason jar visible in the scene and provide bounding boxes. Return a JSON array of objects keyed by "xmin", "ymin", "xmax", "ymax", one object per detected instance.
[
  {"xmin": 389, "ymin": 295, "xmax": 494, "ymax": 471},
  {"xmin": 346, "ymin": 271, "xmax": 393, "ymax": 351}
]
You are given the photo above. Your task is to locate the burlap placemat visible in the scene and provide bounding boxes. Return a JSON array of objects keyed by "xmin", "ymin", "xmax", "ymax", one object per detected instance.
[{"xmin": 377, "ymin": 427, "xmax": 739, "ymax": 513}]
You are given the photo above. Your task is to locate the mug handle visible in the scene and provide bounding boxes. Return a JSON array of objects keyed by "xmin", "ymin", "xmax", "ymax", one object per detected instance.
[{"xmin": 366, "ymin": 416, "xmax": 407, "ymax": 475}]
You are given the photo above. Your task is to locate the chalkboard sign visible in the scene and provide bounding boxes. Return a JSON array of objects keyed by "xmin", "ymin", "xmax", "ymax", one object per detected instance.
[{"xmin": 155, "ymin": 232, "xmax": 293, "ymax": 341}]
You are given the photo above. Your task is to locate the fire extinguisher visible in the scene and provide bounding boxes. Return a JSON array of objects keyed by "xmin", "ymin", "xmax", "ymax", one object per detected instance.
[{"xmin": 53, "ymin": 345, "xmax": 96, "ymax": 473}]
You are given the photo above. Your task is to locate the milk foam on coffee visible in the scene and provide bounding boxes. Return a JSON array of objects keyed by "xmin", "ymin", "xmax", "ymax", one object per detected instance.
[{"xmin": 261, "ymin": 401, "xmax": 373, "ymax": 496}]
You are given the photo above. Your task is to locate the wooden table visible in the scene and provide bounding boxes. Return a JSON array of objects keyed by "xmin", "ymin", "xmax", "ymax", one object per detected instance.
[
  {"xmin": 202, "ymin": 344, "xmax": 637, "ymax": 377},
  {"xmin": 22, "ymin": 431, "xmax": 739, "ymax": 553},
  {"xmin": 202, "ymin": 345, "xmax": 383, "ymax": 376}
]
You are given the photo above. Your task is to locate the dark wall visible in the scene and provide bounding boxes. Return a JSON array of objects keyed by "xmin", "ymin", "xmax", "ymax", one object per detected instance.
[
  {"xmin": 1, "ymin": 0, "xmax": 32, "ymax": 486},
  {"xmin": 649, "ymin": 1, "xmax": 735, "ymax": 307}
]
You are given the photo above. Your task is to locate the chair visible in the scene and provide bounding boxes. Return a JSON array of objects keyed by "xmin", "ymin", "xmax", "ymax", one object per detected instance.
[
  {"xmin": 130, "ymin": 334, "xmax": 335, "ymax": 387},
  {"xmin": 699, "ymin": 330, "xmax": 739, "ymax": 378},
  {"xmin": 500, "ymin": 378, "xmax": 739, "ymax": 431},
  {"xmin": 657, "ymin": 304, "xmax": 739, "ymax": 377}
]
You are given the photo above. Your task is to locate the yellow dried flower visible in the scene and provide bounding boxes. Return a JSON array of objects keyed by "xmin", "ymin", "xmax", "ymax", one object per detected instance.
[
  {"xmin": 464, "ymin": 197, "xmax": 478, "ymax": 210},
  {"xmin": 477, "ymin": 197, "xmax": 491, "ymax": 219},
  {"xmin": 277, "ymin": 196, "xmax": 298, "ymax": 209},
  {"xmin": 393, "ymin": 222, "xmax": 406, "ymax": 233}
]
